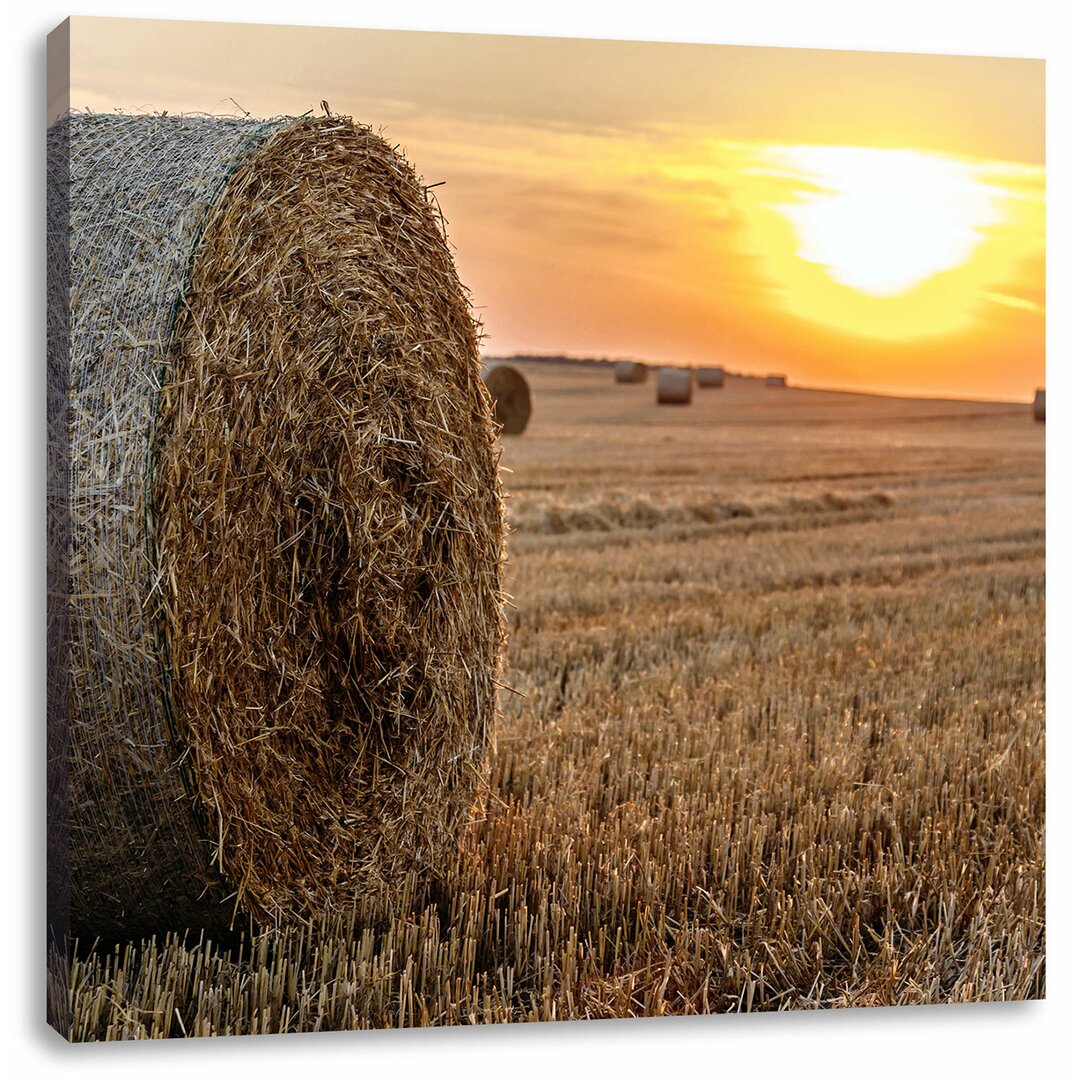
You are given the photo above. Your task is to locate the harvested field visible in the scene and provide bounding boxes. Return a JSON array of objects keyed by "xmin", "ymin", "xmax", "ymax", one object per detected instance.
[{"xmin": 54, "ymin": 363, "xmax": 1045, "ymax": 1037}]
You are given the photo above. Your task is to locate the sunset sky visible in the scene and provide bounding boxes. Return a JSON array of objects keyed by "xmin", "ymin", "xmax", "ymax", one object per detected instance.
[{"xmin": 55, "ymin": 16, "xmax": 1045, "ymax": 400}]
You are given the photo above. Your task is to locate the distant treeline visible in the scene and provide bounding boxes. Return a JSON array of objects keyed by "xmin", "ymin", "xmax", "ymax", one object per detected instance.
[
  {"xmin": 484, "ymin": 354, "xmax": 617, "ymax": 369},
  {"xmin": 484, "ymin": 353, "xmax": 758, "ymax": 379}
]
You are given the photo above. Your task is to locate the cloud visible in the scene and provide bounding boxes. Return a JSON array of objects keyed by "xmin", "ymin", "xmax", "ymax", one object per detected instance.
[{"xmin": 982, "ymin": 292, "xmax": 1044, "ymax": 314}]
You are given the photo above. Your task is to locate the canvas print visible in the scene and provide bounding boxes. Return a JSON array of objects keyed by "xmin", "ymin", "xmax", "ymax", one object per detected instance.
[{"xmin": 46, "ymin": 16, "xmax": 1045, "ymax": 1040}]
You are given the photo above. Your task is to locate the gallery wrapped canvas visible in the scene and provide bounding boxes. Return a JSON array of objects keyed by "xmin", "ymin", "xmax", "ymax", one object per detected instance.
[{"xmin": 46, "ymin": 15, "xmax": 1044, "ymax": 1042}]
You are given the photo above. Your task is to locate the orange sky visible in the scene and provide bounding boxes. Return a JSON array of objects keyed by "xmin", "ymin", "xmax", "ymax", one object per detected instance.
[{"xmin": 56, "ymin": 16, "xmax": 1045, "ymax": 400}]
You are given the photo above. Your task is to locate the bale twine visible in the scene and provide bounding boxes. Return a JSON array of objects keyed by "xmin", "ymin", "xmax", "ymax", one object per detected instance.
[
  {"xmin": 482, "ymin": 363, "xmax": 532, "ymax": 434},
  {"xmin": 1034, "ymin": 388, "xmax": 1045, "ymax": 422},
  {"xmin": 695, "ymin": 367, "xmax": 725, "ymax": 388},
  {"xmin": 614, "ymin": 360, "xmax": 648, "ymax": 384},
  {"xmin": 765, "ymin": 374, "xmax": 787, "ymax": 388},
  {"xmin": 656, "ymin": 367, "xmax": 693, "ymax": 405},
  {"xmin": 47, "ymin": 112, "xmax": 506, "ymax": 942}
]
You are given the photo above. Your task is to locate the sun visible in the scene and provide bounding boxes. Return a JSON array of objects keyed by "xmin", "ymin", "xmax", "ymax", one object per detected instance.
[
  {"xmin": 723, "ymin": 143, "xmax": 1043, "ymax": 341},
  {"xmin": 771, "ymin": 146, "xmax": 1000, "ymax": 297}
]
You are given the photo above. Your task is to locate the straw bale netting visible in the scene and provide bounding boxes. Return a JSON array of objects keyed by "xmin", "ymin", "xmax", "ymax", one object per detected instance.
[
  {"xmin": 614, "ymin": 360, "xmax": 648, "ymax": 384},
  {"xmin": 47, "ymin": 112, "xmax": 506, "ymax": 943},
  {"xmin": 695, "ymin": 366, "xmax": 725, "ymax": 388},
  {"xmin": 656, "ymin": 367, "xmax": 693, "ymax": 405},
  {"xmin": 482, "ymin": 362, "xmax": 532, "ymax": 434},
  {"xmin": 765, "ymin": 374, "xmax": 787, "ymax": 388},
  {"xmin": 1034, "ymin": 388, "xmax": 1045, "ymax": 422}
]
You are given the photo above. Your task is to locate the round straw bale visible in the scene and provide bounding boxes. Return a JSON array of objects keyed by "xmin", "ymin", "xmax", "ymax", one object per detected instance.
[
  {"xmin": 47, "ymin": 113, "xmax": 505, "ymax": 942},
  {"xmin": 695, "ymin": 366, "xmax": 725, "ymax": 388},
  {"xmin": 656, "ymin": 367, "xmax": 694, "ymax": 405},
  {"xmin": 765, "ymin": 374, "xmax": 787, "ymax": 387},
  {"xmin": 614, "ymin": 360, "xmax": 648, "ymax": 383},
  {"xmin": 1034, "ymin": 388, "xmax": 1045, "ymax": 422},
  {"xmin": 482, "ymin": 363, "xmax": 532, "ymax": 434}
]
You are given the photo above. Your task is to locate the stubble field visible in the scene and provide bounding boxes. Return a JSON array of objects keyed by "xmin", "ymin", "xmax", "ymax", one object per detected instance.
[{"xmin": 56, "ymin": 362, "xmax": 1045, "ymax": 1038}]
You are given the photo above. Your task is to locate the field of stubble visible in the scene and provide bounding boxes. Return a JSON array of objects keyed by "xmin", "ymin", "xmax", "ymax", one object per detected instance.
[{"xmin": 56, "ymin": 363, "xmax": 1045, "ymax": 1038}]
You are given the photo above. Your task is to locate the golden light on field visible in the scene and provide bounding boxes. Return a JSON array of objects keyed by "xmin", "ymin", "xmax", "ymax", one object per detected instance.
[{"xmin": 725, "ymin": 144, "xmax": 1045, "ymax": 340}]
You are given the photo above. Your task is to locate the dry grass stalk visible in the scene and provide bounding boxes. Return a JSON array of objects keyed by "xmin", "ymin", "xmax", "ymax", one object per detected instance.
[
  {"xmin": 482, "ymin": 363, "xmax": 532, "ymax": 434},
  {"xmin": 614, "ymin": 361, "xmax": 648, "ymax": 384},
  {"xmin": 48, "ymin": 112, "xmax": 506, "ymax": 947},
  {"xmin": 657, "ymin": 368, "xmax": 693, "ymax": 405}
]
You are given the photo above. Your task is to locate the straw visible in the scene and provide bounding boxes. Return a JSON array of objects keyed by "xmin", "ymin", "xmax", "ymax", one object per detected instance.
[{"xmin": 48, "ymin": 112, "xmax": 506, "ymax": 941}]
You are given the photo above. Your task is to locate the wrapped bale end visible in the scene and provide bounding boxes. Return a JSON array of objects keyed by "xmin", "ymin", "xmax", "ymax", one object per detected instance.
[
  {"xmin": 614, "ymin": 360, "xmax": 648, "ymax": 383},
  {"xmin": 657, "ymin": 367, "xmax": 693, "ymax": 405},
  {"xmin": 695, "ymin": 366, "xmax": 725, "ymax": 388},
  {"xmin": 482, "ymin": 363, "xmax": 532, "ymax": 434},
  {"xmin": 48, "ymin": 113, "xmax": 506, "ymax": 942},
  {"xmin": 1034, "ymin": 388, "xmax": 1045, "ymax": 422}
]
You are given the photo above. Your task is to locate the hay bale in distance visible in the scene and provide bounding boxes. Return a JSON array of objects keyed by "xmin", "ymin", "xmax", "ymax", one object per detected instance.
[
  {"xmin": 696, "ymin": 366, "xmax": 725, "ymax": 388},
  {"xmin": 614, "ymin": 360, "xmax": 648, "ymax": 384},
  {"xmin": 765, "ymin": 374, "xmax": 787, "ymax": 388},
  {"xmin": 482, "ymin": 363, "xmax": 532, "ymax": 434},
  {"xmin": 1034, "ymin": 388, "xmax": 1045, "ymax": 422},
  {"xmin": 657, "ymin": 367, "xmax": 694, "ymax": 405},
  {"xmin": 47, "ymin": 113, "xmax": 506, "ymax": 942}
]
